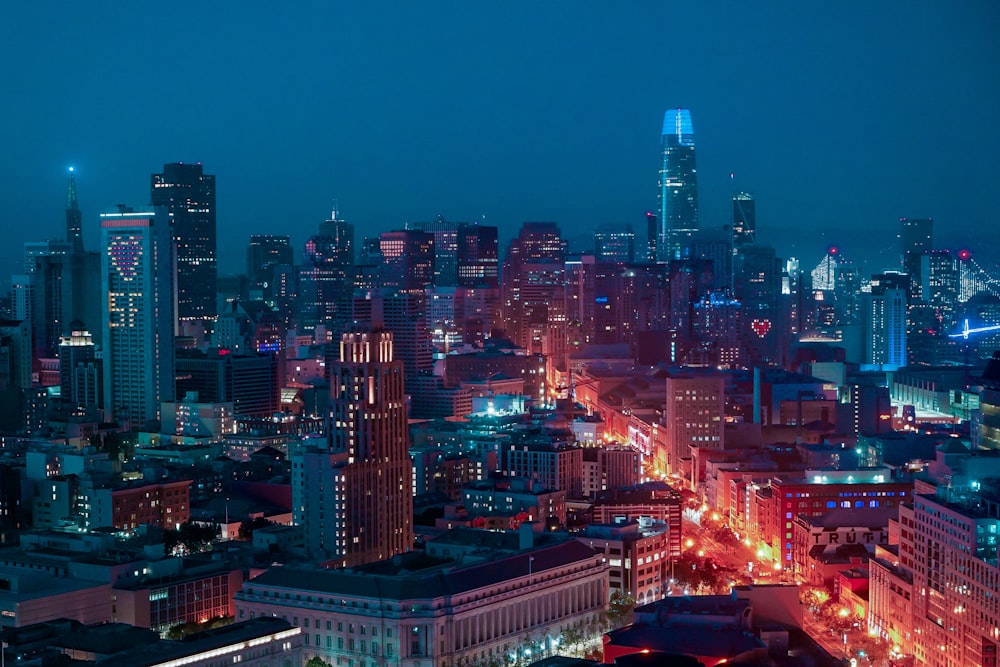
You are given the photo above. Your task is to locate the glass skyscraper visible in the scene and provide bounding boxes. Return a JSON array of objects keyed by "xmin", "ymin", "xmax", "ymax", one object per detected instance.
[
  {"xmin": 732, "ymin": 191, "xmax": 755, "ymax": 247},
  {"xmin": 151, "ymin": 162, "xmax": 217, "ymax": 324},
  {"xmin": 656, "ymin": 109, "xmax": 699, "ymax": 262}
]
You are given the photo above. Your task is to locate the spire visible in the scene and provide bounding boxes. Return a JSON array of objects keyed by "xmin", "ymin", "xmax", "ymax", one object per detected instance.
[
  {"xmin": 66, "ymin": 167, "xmax": 78, "ymax": 210},
  {"xmin": 66, "ymin": 167, "xmax": 84, "ymax": 253}
]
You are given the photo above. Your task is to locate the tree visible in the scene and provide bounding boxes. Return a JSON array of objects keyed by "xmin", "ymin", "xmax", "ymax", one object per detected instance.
[
  {"xmin": 164, "ymin": 522, "xmax": 219, "ymax": 554},
  {"xmin": 238, "ymin": 516, "xmax": 273, "ymax": 540},
  {"xmin": 606, "ymin": 590, "xmax": 636, "ymax": 630},
  {"xmin": 305, "ymin": 658, "xmax": 333, "ymax": 667}
]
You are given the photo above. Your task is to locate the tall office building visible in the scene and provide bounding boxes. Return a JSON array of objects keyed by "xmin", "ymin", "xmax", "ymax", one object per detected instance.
[
  {"xmin": 663, "ymin": 371, "xmax": 724, "ymax": 476},
  {"xmin": 58, "ymin": 328, "xmax": 101, "ymax": 409},
  {"xmin": 317, "ymin": 208, "xmax": 355, "ymax": 268},
  {"xmin": 732, "ymin": 192, "xmax": 755, "ymax": 248},
  {"xmin": 413, "ymin": 216, "xmax": 459, "ymax": 286},
  {"xmin": 456, "ymin": 223, "xmax": 499, "ymax": 289},
  {"xmin": 655, "ymin": 109, "xmax": 698, "ymax": 262},
  {"xmin": 297, "ymin": 212, "xmax": 355, "ymax": 335},
  {"xmin": 151, "ymin": 163, "xmax": 217, "ymax": 324},
  {"xmin": 501, "ymin": 222, "xmax": 567, "ymax": 353},
  {"xmin": 65, "ymin": 168, "xmax": 83, "ymax": 254},
  {"xmin": 379, "ymin": 229, "xmax": 435, "ymax": 292},
  {"xmin": 100, "ymin": 209, "xmax": 175, "ymax": 428},
  {"xmin": 294, "ymin": 330, "xmax": 413, "ymax": 565},
  {"xmin": 921, "ymin": 249, "xmax": 959, "ymax": 328},
  {"xmin": 246, "ymin": 235, "xmax": 293, "ymax": 303},
  {"xmin": 863, "ymin": 271, "xmax": 909, "ymax": 371},
  {"xmin": 899, "ymin": 218, "xmax": 932, "ymax": 300},
  {"xmin": 0, "ymin": 320, "xmax": 32, "ymax": 391},
  {"xmin": 594, "ymin": 225, "xmax": 636, "ymax": 263},
  {"xmin": 31, "ymin": 252, "xmax": 102, "ymax": 360}
]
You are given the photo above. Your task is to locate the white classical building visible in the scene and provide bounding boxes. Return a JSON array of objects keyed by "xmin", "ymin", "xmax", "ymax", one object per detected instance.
[{"xmin": 234, "ymin": 528, "xmax": 609, "ymax": 667}]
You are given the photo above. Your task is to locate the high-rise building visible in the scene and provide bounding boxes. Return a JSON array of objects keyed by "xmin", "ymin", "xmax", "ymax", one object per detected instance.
[
  {"xmin": 65, "ymin": 168, "xmax": 83, "ymax": 254},
  {"xmin": 644, "ymin": 212, "xmax": 658, "ymax": 262},
  {"xmin": 662, "ymin": 371, "xmax": 724, "ymax": 476},
  {"xmin": 151, "ymin": 162, "xmax": 217, "ymax": 323},
  {"xmin": 175, "ymin": 348, "xmax": 279, "ymax": 418},
  {"xmin": 293, "ymin": 330, "xmax": 413, "ymax": 565},
  {"xmin": 656, "ymin": 109, "xmax": 698, "ymax": 262},
  {"xmin": 296, "ymin": 213, "xmax": 355, "ymax": 335},
  {"xmin": 414, "ymin": 216, "xmax": 460, "ymax": 287},
  {"xmin": 732, "ymin": 192, "xmax": 755, "ymax": 248},
  {"xmin": 456, "ymin": 223, "xmax": 499, "ymax": 289},
  {"xmin": 500, "ymin": 222, "xmax": 567, "ymax": 353},
  {"xmin": 100, "ymin": 208, "xmax": 175, "ymax": 428},
  {"xmin": 898, "ymin": 218, "xmax": 932, "ymax": 300},
  {"xmin": 317, "ymin": 208, "xmax": 355, "ymax": 268},
  {"xmin": 921, "ymin": 249, "xmax": 959, "ymax": 328},
  {"xmin": 0, "ymin": 320, "xmax": 32, "ymax": 391},
  {"xmin": 869, "ymin": 476, "xmax": 1000, "ymax": 665},
  {"xmin": 246, "ymin": 235, "xmax": 293, "ymax": 303},
  {"xmin": 594, "ymin": 226, "xmax": 635, "ymax": 263},
  {"xmin": 734, "ymin": 244, "xmax": 783, "ymax": 364},
  {"xmin": 863, "ymin": 271, "xmax": 909, "ymax": 371},
  {"xmin": 31, "ymin": 252, "xmax": 101, "ymax": 361},
  {"xmin": 58, "ymin": 328, "xmax": 101, "ymax": 409},
  {"xmin": 379, "ymin": 229, "xmax": 435, "ymax": 292}
]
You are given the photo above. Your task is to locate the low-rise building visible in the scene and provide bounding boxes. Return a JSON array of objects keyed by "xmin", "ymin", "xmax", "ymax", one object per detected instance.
[
  {"xmin": 234, "ymin": 528, "xmax": 608, "ymax": 667},
  {"xmin": 575, "ymin": 518, "xmax": 670, "ymax": 604}
]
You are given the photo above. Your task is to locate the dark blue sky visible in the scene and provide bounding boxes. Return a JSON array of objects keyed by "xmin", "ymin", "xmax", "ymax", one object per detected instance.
[{"xmin": 2, "ymin": 2, "xmax": 998, "ymax": 278}]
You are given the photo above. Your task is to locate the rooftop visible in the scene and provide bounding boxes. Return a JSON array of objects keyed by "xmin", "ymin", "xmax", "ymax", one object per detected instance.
[{"xmin": 244, "ymin": 537, "xmax": 598, "ymax": 601}]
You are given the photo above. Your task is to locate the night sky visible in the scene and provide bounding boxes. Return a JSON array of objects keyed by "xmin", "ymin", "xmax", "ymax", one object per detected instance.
[{"xmin": 2, "ymin": 2, "xmax": 998, "ymax": 279}]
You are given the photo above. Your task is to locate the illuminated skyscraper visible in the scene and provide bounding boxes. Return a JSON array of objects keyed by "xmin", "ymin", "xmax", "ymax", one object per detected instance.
[
  {"xmin": 731, "ymin": 192, "xmax": 755, "ymax": 247},
  {"xmin": 246, "ymin": 235, "xmax": 293, "ymax": 304},
  {"xmin": 151, "ymin": 163, "xmax": 217, "ymax": 324},
  {"xmin": 66, "ymin": 168, "xmax": 83, "ymax": 254},
  {"xmin": 456, "ymin": 223, "xmax": 499, "ymax": 289},
  {"xmin": 294, "ymin": 330, "xmax": 413, "ymax": 565},
  {"xmin": 898, "ymin": 217, "xmax": 932, "ymax": 300},
  {"xmin": 378, "ymin": 229, "xmax": 435, "ymax": 292},
  {"xmin": 863, "ymin": 271, "xmax": 909, "ymax": 371},
  {"xmin": 656, "ymin": 109, "xmax": 698, "ymax": 262},
  {"xmin": 100, "ymin": 208, "xmax": 175, "ymax": 427},
  {"xmin": 500, "ymin": 222, "xmax": 567, "ymax": 353},
  {"xmin": 594, "ymin": 225, "xmax": 635, "ymax": 263}
]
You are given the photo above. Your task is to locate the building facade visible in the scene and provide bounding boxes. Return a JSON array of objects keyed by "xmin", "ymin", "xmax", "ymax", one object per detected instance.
[
  {"xmin": 100, "ymin": 209, "xmax": 175, "ymax": 427},
  {"xmin": 293, "ymin": 330, "xmax": 413, "ymax": 566},
  {"xmin": 655, "ymin": 109, "xmax": 698, "ymax": 262},
  {"xmin": 234, "ymin": 535, "xmax": 608, "ymax": 667},
  {"xmin": 151, "ymin": 163, "xmax": 217, "ymax": 324}
]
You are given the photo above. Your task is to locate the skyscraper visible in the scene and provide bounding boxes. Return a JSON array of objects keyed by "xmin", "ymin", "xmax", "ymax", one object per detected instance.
[
  {"xmin": 413, "ymin": 216, "xmax": 459, "ymax": 287},
  {"xmin": 501, "ymin": 222, "xmax": 567, "ymax": 353},
  {"xmin": 296, "ymin": 211, "xmax": 355, "ymax": 335},
  {"xmin": 378, "ymin": 230, "xmax": 435, "ymax": 292},
  {"xmin": 731, "ymin": 192, "xmax": 755, "ymax": 248},
  {"xmin": 456, "ymin": 223, "xmax": 499, "ymax": 289},
  {"xmin": 100, "ymin": 208, "xmax": 175, "ymax": 428},
  {"xmin": 151, "ymin": 163, "xmax": 217, "ymax": 324},
  {"xmin": 294, "ymin": 330, "xmax": 413, "ymax": 565},
  {"xmin": 898, "ymin": 217, "xmax": 932, "ymax": 300},
  {"xmin": 246, "ymin": 235, "xmax": 293, "ymax": 304},
  {"xmin": 594, "ymin": 225, "xmax": 636, "ymax": 263},
  {"xmin": 66, "ymin": 167, "xmax": 83, "ymax": 254},
  {"xmin": 863, "ymin": 271, "xmax": 909, "ymax": 371},
  {"xmin": 656, "ymin": 109, "xmax": 698, "ymax": 262}
]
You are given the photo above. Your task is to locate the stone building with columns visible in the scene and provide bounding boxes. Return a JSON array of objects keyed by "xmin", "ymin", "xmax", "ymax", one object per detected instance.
[{"xmin": 233, "ymin": 528, "xmax": 609, "ymax": 667}]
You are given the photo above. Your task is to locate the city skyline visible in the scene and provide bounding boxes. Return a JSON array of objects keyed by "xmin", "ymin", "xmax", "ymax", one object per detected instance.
[{"xmin": 1, "ymin": 3, "xmax": 998, "ymax": 276}]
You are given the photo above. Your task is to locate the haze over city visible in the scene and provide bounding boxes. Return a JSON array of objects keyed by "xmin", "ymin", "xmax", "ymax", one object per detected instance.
[{"xmin": 2, "ymin": 2, "xmax": 998, "ymax": 276}]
